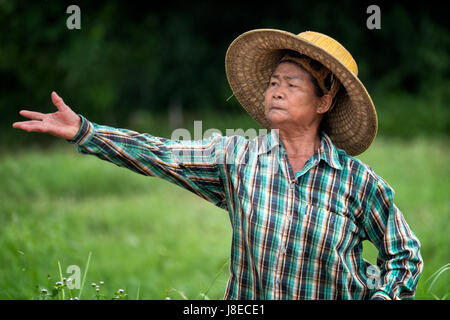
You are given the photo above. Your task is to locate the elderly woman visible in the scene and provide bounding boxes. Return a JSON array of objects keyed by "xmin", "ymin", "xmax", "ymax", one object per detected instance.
[{"xmin": 13, "ymin": 29, "xmax": 422, "ymax": 300}]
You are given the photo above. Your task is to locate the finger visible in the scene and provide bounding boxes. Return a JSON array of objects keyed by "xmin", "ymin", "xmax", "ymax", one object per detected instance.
[
  {"xmin": 12, "ymin": 120, "xmax": 45, "ymax": 133},
  {"xmin": 19, "ymin": 110, "xmax": 45, "ymax": 121},
  {"xmin": 51, "ymin": 91, "xmax": 68, "ymax": 111}
]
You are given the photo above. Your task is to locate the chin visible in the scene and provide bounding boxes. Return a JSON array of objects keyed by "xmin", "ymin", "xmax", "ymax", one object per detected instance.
[{"xmin": 266, "ymin": 114, "xmax": 286, "ymax": 127}]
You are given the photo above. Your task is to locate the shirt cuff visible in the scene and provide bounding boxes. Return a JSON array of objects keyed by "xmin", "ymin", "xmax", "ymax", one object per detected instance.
[
  {"xmin": 66, "ymin": 114, "xmax": 94, "ymax": 145},
  {"xmin": 371, "ymin": 291, "xmax": 393, "ymax": 300}
]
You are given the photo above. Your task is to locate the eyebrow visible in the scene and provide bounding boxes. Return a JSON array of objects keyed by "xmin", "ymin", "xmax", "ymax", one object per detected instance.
[{"xmin": 271, "ymin": 74, "xmax": 303, "ymax": 81}]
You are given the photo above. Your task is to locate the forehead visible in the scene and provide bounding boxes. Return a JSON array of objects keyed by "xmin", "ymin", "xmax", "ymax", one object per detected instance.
[{"xmin": 271, "ymin": 61, "xmax": 311, "ymax": 80}]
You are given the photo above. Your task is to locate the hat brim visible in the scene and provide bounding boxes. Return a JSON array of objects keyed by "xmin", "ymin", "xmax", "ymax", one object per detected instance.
[{"xmin": 225, "ymin": 29, "xmax": 378, "ymax": 156}]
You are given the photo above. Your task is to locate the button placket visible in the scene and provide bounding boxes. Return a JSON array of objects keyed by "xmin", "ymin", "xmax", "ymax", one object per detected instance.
[
  {"xmin": 273, "ymin": 174, "xmax": 296, "ymax": 299},
  {"xmin": 276, "ymin": 177, "xmax": 298, "ymax": 298}
]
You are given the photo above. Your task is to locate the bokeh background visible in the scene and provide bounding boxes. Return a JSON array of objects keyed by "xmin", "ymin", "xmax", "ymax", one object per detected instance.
[{"xmin": 1, "ymin": 0, "xmax": 448, "ymax": 299}]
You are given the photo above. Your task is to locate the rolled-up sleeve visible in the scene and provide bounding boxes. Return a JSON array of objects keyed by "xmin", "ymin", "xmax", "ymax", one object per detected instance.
[
  {"xmin": 67, "ymin": 115, "xmax": 229, "ymax": 209},
  {"xmin": 362, "ymin": 175, "xmax": 424, "ymax": 300}
]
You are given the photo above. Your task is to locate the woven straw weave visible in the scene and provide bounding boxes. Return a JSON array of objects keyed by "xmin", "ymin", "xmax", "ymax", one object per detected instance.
[{"xmin": 225, "ymin": 29, "xmax": 378, "ymax": 156}]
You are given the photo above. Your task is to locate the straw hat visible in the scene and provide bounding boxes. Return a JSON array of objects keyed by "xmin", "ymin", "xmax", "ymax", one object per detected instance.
[{"xmin": 225, "ymin": 29, "xmax": 378, "ymax": 156}]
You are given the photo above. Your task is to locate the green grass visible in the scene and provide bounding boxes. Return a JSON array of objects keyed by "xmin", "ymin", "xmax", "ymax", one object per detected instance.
[{"xmin": 0, "ymin": 136, "xmax": 448, "ymax": 300}]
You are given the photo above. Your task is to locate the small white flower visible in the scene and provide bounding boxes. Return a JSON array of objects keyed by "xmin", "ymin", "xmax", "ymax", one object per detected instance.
[
  {"xmin": 41, "ymin": 288, "xmax": 48, "ymax": 294},
  {"xmin": 117, "ymin": 289, "xmax": 124, "ymax": 294},
  {"xmin": 99, "ymin": 281, "xmax": 104, "ymax": 285},
  {"xmin": 91, "ymin": 282, "xmax": 96, "ymax": 287}
]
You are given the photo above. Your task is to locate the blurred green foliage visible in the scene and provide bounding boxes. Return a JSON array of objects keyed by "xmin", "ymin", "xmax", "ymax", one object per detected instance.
[
  {"xmin": 0, "ymin": 136, "xmax": 448, "ymax": 299},
  {"xmin": 1, "ymin": 0, "xmax": 448, "ymax": 150}
]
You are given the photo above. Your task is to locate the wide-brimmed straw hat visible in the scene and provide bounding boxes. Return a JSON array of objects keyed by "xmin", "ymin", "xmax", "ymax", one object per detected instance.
[{"xmin": 225, "ymin": 29, "xmax": 378, "ymax": 156}]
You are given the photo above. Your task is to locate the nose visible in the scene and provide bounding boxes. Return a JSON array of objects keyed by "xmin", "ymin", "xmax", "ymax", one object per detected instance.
[{"xmin": 272, "ymin": 86, "xmax": 285, "ymax": 100}]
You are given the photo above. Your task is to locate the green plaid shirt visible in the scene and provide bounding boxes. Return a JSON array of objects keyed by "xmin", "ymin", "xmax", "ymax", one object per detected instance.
[{"xmin": 69, "ymin": 115, "xmax": 423, "ymax": 300}]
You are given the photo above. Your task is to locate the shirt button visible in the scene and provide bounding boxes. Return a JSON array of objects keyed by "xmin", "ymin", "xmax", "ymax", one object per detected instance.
[
  {"xmin": 280, "ymin": 248, "xmax": 287, "ymax": 254},
  {"xmin": 287, "ymin": 216, "xmax": 293, "ymax": 222}
]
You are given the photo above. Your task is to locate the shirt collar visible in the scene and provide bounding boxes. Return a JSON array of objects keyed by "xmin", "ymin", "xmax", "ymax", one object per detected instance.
[
  {"xmin": 318, "ymin": 131, "xmax": 343, "ymax": 170},
  {"xmin": 256, "ymin": 129, "xmax": 281, "ymax": 155},
  {"xmin": 256, "ymin": 130, "xmax": 343, "ymax": 171}
]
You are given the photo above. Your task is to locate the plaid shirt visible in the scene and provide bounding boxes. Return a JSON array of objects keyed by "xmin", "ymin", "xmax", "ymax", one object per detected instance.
[{"xmin": 69, "ymin": 115, "xmax": 423, "ymax": 300}]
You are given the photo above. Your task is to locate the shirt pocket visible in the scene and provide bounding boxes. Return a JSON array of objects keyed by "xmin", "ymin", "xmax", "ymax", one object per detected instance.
[{"xmin": 298, "ymin": 205, "xmax": 359, "ymax": 263}]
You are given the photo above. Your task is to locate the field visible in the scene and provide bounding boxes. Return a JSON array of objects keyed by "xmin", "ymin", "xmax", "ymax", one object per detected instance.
[{"xmin": 0, "ymin": 135, "xmax": 448, "ymax": 300}]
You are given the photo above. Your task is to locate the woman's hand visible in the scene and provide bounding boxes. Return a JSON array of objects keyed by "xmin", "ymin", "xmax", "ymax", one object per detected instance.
[{"xmin": 12, "ymin": 92, "xmax": 82, "ymax": 140}]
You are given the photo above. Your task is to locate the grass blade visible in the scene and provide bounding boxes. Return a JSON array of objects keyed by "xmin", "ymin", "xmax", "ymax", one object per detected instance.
[
  {"xmin": 57, "ymin": 260, "xmax": 65, "ymax": 300},
  {"xmin": 136, "ymin": 282, "xmax": 140, "ymax": 300},
  {"xmin": 201, "ymin": 259, "xmax": 229, "ymax": 299},
  {"xmin": 423, "ymin": 263, "xmax": 450, "ymax": 299},
  {"xmin": 78, "ymin": 251, "xmax": 92, "ymax": 299}
]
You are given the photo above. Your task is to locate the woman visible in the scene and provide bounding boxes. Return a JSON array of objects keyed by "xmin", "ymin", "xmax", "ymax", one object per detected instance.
[{"xmin": 13, "ymin": 29, "xmax": 423, "ymax": 300}]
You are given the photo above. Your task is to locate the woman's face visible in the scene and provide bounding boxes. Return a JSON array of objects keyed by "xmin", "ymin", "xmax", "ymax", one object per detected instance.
[{"xmin": 264, "ymin": 61, "xmax": 325, "ymax": 130}]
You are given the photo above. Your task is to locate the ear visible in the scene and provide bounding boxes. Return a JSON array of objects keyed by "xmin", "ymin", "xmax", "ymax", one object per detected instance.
[{"xmin": 317, "ymin": 94, "xmax": 333, "ymax": 114}]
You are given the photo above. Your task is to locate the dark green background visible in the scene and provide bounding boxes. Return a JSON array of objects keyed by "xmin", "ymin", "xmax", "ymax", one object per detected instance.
[{"xmin": 1, "ymin": 0, "xmax": 448, "ymax": 147}]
